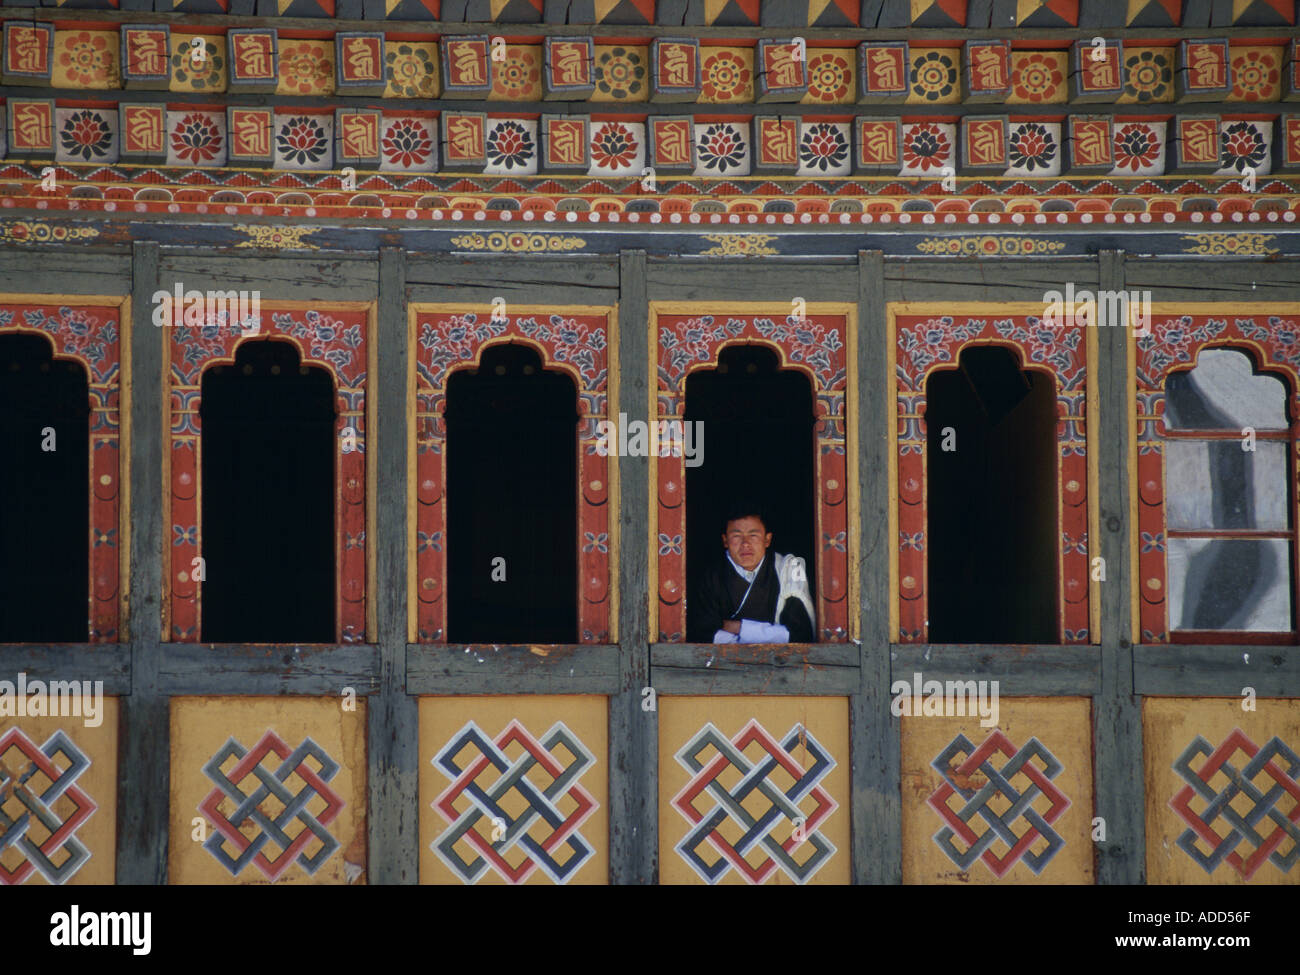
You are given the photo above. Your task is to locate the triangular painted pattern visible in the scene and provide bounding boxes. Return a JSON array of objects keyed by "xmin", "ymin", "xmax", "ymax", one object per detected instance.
[
  {"xmin": 1016, "ymin": 0, "xmax": 1078, "ymax": 26},
  {"xmin": 1125, "ymin": 0, "xmax": 1180, "ymax": 25}
]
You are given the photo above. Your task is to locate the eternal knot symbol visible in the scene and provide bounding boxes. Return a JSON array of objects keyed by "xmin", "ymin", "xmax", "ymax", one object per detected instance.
[
  {"xmin": 0, "ymin": 728, "xmax": 96, "ymax": 885},
  {"xmin": 927, "ymin": 730, "xmax": 1071, "ymax": 878},
  {"xmin": 672, "ymin": 719, "xmax": 838, "ymax": 884},
  {"xmin": 1170, "ymin": 728, "xmax": 1300, "ymax": 880},
  {"xmin": 432, "ymin": 720, "xmax": 597, "ymax": 884},
  {"xmin": 198, "ymin": 731, "xmax": 344, "ymax": 881}
]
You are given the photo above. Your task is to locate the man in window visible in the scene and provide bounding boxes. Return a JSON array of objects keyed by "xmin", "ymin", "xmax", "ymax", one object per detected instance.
[{"xmin": 690, "ymin": 503, "xmax": 816, "ymax": 644}]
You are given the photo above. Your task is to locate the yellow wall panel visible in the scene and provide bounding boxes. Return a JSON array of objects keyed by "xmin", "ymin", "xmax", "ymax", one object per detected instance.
[
  {"xmin": 169, "ymin": 696, "xmax": 367, "ymax": 884},
  {"xmin": 659, "ymin": 695, "xmax": 850, "ymax": 885},
  {"xmin": 1145, "ymin": 697, "xmax": 1300, "ymax": 885},
  {"xmin": 901, "ymin": 697, "xmax": 1095, "ymax": 884},
  {"xmin": 0, "ymin": 699, "xmax": 119, "ymax": 885},
  {"xmin": 419, "ymin": 695, "xmax": 608, "ymax": 885}
]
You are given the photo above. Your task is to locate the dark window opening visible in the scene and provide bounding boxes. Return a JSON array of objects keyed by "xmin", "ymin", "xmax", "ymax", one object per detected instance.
[
  {"xmin": 446, "ymin": 343, "xmax": 578, "ymax": 644},
  {"xmin": 926, "ymin": 345, "xmax": 1058, "ymax": 644},
  {"xmin": 200, "ymin": 341, "xmax": 336, "ymax": 643},
  {"xmin": 685, "ymin": 344, "xmax": 816, "ymax": 643},
  {"xmin": 0, "ymin": 335, "xmax": 89, "ymax": 642}
]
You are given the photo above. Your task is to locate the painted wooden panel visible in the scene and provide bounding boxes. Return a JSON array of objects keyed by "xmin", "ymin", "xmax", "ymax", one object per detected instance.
[
  {"xmin": 409, "ymin": 303, "xmax": 617, "ymax": 644},
  {"xmin": 0, "ymin": 296, "xmax": 126, "ymax": 643},
  {"xmin": 1132, "ymin": 304, "xmax": 1300, "ymax": 643},
  {"xmin": 164, "ymin": 301, "xmax": 376, "ymax": 643},
  {"xmin": 658, "ymin": 695, "xmax": 850, "ymax": 884},
  {"xmin": 1145, "ymin": 697, "xmax": 1300, "ymax": 885},
  {"xmin": 901, "ymin": 696, "xmax": 1096, "ymax": 883},
  {"xmin": 889, "ymin": 302, "xmax": 1097, "ymax": 645},
  {"xmin": 168, "ymin": 696, "xmax": 368, "ymax": 884},
  {"xmin": 0, "ymin": 700, "xmax": 119, "ymax": 885},
  {"xmin": 418, "ymin": 695, "xmax": 608, "ymax": 884},
  {"xmin": 649, "ymin": 301, "xmax": 857, "ymax": 643}
]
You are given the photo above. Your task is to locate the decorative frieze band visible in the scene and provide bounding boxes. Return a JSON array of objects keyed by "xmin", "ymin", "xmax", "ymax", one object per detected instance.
[
  {"xmin": 3, "ymin": 24, "xmax": 1297, "ymax": 108},
  {"xmin": 6, "ymin": 96, "xmax": 1296, "ymax": 182}
]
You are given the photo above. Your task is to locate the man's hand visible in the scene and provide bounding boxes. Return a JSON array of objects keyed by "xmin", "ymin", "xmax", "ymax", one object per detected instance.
[{"xmin": 722, "ymin": 619, "xmax": 741, "ymax": 635}]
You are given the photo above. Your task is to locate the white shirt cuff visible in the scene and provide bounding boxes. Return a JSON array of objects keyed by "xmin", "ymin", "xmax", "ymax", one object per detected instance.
[{"xmin": 738, "ymin": 620, "xmax": 790, "ymax": 644}]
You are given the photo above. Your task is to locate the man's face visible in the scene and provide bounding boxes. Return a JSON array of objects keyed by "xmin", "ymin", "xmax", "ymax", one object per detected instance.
[{"xmin": 723, "ymin": 515, "xmax": 771, "ymax": 572}]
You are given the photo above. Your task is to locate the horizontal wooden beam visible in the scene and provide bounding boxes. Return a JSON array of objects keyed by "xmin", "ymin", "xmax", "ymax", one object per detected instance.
[
  {"xmin": 889, "ymin": 644, "xmax": 1101, "ymax": 695},
  {"xmin": 0, "ymin": 646, "xmax": 131, "ymax": 694},
  {"xmin": 158, "ymin": 643, "xmax": 382, "ymax": 695},
  {"xmin": 646, "ymin": 260, "xmax": 859, "ymax": 302},
  {"xmin": 1134, "ymin": 644, "xmax": 1300, "ymax": 697},
  {"xmin": 650, "ymin": 642, "xmax": 859, "ymax": 695},
  {"xmin": 406, "ymin": 642, "xmax": 622, "ymax": 694}
]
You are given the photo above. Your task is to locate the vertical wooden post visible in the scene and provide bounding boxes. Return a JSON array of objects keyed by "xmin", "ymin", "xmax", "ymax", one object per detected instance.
[
  {"xmin": 368, "ymin": 247, "xmax": 420, "ymax": 883},
  {"xmin": 1094, "ymin": 249, "xmax": 1145, "ymax": 884},
  {"xmin": 853, "ymin": 250, "xmax": 901, "ymax": 883},
  {"xmin": 609, "ymin": 249, "xmax": 656, "ymax": 883},
  {"xmin": 118, "ymin": 240, "xmax": 168, "ymax": 883}
]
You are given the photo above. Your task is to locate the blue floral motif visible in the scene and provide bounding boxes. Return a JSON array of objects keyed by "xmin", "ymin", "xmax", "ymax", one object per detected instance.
[{"xmin": 1141, "ymin": 531, "xmax": 1165, "ymax": 553}]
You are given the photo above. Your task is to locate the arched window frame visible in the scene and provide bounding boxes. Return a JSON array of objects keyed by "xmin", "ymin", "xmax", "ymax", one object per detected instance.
[
  {"xmin": 0, "ymin": 295, "xmax": 127, "ymax": 643},
  {"xmin": 1134, "ymin": 304, "xmax": 1300, "ymax": 644},
  {"xmin": 165, "ymin": 302, "xmax": 375, "ymax": 644},
  {"xmin": 889, "ymin": 302, "xmax": 1098, "ymax": 645},
  {"xmin": 650, "ymin": 301, "xmax": 858, "ymax": 645},
  {"xmin": 410, "ymin": 303, "xmax": 617, "ymax": 644}
]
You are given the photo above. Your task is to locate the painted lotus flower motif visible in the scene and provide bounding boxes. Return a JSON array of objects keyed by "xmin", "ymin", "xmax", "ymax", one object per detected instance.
[
  {"xmin": 696, "ymin": 123, "xmax": 747, "ymax": 173},
  {"xmin": 385, "ymin": 44, "xmax": 437, "ymax": 98},
  {"xmin": 701, "ymin": 50, "xmax": 749, "ymax": 101},
  {"xmin": 807, "ymin": 53, "xmax": 850, "ymax": 102},
  {"xmin": 1113, "ymin": 123, "xmax": 1160, "ymax": 172},
  {"xmin": 910, "ymin": 50, "xmax": 956, "ymax": 101},
  {"xmin": 492, "ymin": 48, "xmax": 541, "ymax": 100},
  {"xmin": 381, "ymin": 119, "xmax": 433, "ymax": 168},
  {"xmin": 590, "ymin": 122, "xmax": 638, "ymax": 170},
  {"xmin": 170, "ymin": 112, "xmax": 222, "ymax": 165},
  {"xmin": 170, "ymin": 38, "xmax": 223, "ymax": 90},
  {"xmin": 1123, "ymin": 49, "xmax": 1169, "ymax": 102},
  {"xmin": 277, "ymin": 115, "xmax": 328, "ymax": 166},
  {"xmin": 1013, "ymin": 52, "xmax": 1063, "ymax": 102},
  {"xmin": 1219, "ymin": 121, "xmax": 1266, "ymax": 173},
  {"xmin": 799, "ymin": 122, "xmax": 848, "ymax": 172},
  {"xmin": 902, "ymin": 122, "xmax": 950, "ymax": 172},
  {"xmin": 1008, "ymin": 122, "xmax": 1056, "ymax": 172},
  {"xmin": 486, "ymin": 120, "xmax": 535, "ymax": 170},
  {"xmin": 58, "ymin": 31, "xmax": 116, "ymax": 87},
  {"xmin": 279, "ymin": 43, "xmax": 333, "ymax": 95},
  {"xmin": 594, "ymin": 46, "xmax": 645, "ymax": 99},
  {"xmin": 60, "ymin": 110, "xmax": 112, "ymax": 162},
  {"xmin": 1231, "ymin": 50, "xmax": 1279, "ymax": 101}
]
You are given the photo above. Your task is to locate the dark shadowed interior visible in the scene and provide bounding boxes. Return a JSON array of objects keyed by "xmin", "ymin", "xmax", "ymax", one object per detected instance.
[
  {"xmin": 926, "ymin": 345, "xmax": 1058, "ymax": 644},
  {"xmin": 200, "ymin": 340, "xmax": 336, "ymax": 643},
  {"xmin": 0, "ymin": 334, "xmax": 89, "ymax": 642},
  {"xmin": 445, "ymin": 343, "xmax": 578, "ymax": 644}
]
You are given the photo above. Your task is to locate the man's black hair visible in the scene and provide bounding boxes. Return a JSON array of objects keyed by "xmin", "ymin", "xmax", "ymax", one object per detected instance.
[{"xmin": 721, "ymin": 501, "xmax": 767, "ymax": 533}]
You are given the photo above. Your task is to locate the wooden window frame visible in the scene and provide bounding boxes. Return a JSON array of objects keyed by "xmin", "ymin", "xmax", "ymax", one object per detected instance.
[
  {"xmin": 649, "ymin": 301, "xmax": 858, "ymax": 645},
  {"xmin": 889, "ymin": 302, "xmax": 1099, "ymax": 646},
  {"xmin": 409, "ymin": 303, "xmax": 618, "ymax": 644},
  {"xmin": 0, "ymin": 295, "xmax": 129, "ymax": 643},
  {"xmin": 1134, "ymin": 304, "xmax": 1300, "ymax": 645},
  {"xmin": 164, "ymin": 302, "xmax": 376, "ymax": 644}
]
